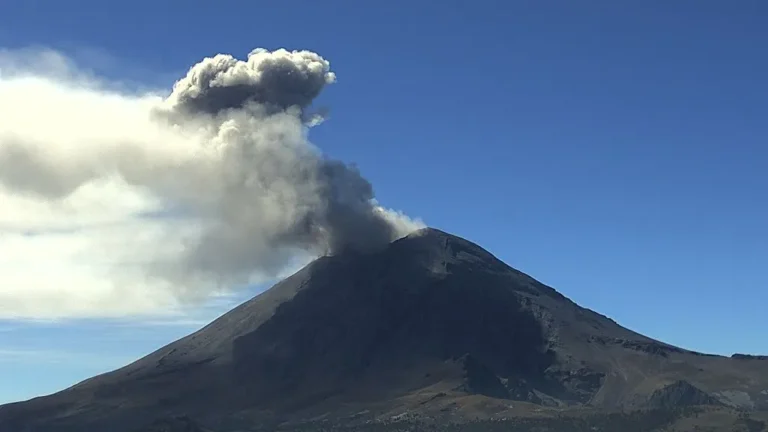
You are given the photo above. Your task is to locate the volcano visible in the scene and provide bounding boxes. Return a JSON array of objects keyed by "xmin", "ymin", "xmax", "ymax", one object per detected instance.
[{"xmin": 2, "ymin": 228, "xmax": 767, "ymax": 431}]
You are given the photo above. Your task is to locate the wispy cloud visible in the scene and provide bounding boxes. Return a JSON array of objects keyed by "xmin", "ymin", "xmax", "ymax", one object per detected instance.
[
  {"xmin": 0, "ymin": 347, "xmax": 134, "ymax": 367},
  {"xmin": 0, "ymin": 48, "xmax": 195, "ymax": 320}
]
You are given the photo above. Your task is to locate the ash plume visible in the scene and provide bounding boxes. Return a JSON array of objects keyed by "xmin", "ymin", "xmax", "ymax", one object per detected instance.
[
  {"xmin": 0, "ymin": 47, "xmax": 423, "ymax": 312},
  {"xmin": 165, "ymin": 48, "xmax": 336, "ymax": 115}
]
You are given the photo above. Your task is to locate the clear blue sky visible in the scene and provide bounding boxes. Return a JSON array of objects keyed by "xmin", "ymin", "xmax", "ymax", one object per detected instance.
[{"xmin": 1, "ymin": 0, "xmax": 766, "ymax": 404}]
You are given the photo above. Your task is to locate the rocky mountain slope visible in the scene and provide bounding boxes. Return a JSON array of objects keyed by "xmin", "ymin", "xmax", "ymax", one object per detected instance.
[{"xmin": 1, "ymin": 228, "xmax": 767, "ymax": 431}]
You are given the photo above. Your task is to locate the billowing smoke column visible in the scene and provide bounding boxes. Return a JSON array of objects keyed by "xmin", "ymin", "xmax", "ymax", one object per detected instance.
[
  {"xmin": 166, "ymin": 48, "xmax": 335, "ymax": 115},
  {"xmin": 0, "ymin": 48, "xmax": 423, "ymax": 300},
  {"xmin": 154, "ymin": 48, "xmax": 409, "ymax": 275}
]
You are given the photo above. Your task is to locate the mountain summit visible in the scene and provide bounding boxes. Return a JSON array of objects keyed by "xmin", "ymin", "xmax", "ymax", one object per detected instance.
[{"xmin": 2, "ymin": 228, "xmax": 767, "ymax": 431}]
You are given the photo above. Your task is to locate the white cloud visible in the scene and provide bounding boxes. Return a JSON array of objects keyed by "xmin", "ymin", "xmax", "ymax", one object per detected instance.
[
  {"xmin": 0, "ymin": 52, "xmax": 208, "ymax": 320},
  {"xmin": 0, "ymin": 47, "xmax": 422, "ymax": 320},
  {"xmin": 0, "ymin": 179, "xmax": 193, "ymax": 319}
]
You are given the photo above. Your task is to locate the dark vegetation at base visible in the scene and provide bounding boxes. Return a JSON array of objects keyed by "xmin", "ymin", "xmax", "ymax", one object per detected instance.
[
  {"xmin": 732, "ymin": 354, "xmax": 768, "ymax": 361},
  {"xmin": 735, "ymin": 417, "xmax": 767, "ymax": 432},
  {"xmin": 256, "ymin": 408, "xmax": 696, "ymax": 432},
  {"xmin": 144, "ymin": 408, "xmax": 700, "ymax": 432},
  {"xmin": 134, "ymin": 415, "xmax": 213, "ymax": 432}
]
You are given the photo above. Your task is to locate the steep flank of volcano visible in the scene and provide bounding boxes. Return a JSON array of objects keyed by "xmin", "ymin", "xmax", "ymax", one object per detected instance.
[{"xmin": 2, "ymin": 228, "xmax": 768, "ymax": 432}]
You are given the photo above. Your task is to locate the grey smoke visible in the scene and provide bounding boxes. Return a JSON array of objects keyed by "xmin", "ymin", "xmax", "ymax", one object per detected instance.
[
  {"xmin": 0, "ymin": 47, "xmax": 423, "ymax": 294},
  {"xmin": 0, "ymin": 139, "xmax": 99, "ymax": 197},
  {"xmin": 165, "ymin": 48, "xmax": 336, "ymax": 115}
]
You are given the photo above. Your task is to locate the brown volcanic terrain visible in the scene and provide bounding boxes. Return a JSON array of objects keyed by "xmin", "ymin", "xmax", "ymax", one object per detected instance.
[{"xmin": 1, "ymin": 228, "xmax": 767, "ymax": 431}]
